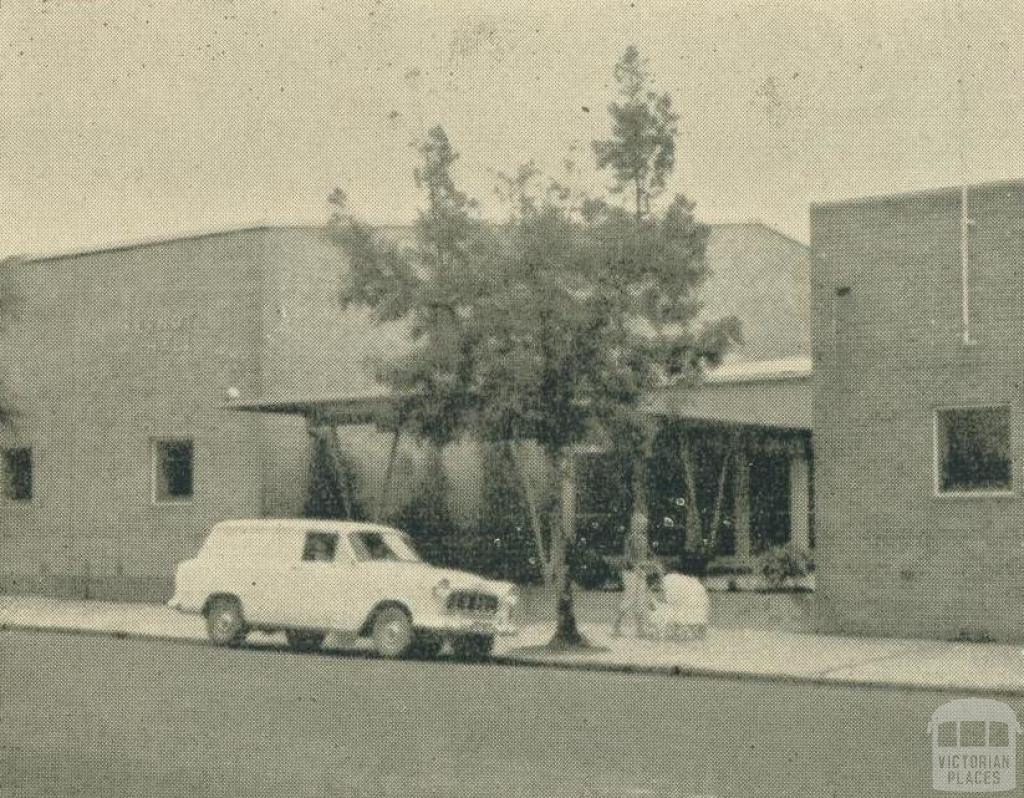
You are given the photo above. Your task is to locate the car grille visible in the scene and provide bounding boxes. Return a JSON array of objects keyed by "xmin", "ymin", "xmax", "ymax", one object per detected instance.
[{"xmin": 446, "ymin": 591, "xmax": 499, "ymax": 615}]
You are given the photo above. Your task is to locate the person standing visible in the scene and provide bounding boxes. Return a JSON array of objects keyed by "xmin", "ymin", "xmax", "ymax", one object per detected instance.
[{"xmin": 612, "ymin": 510, "xmax": 652, "ymax": 638}]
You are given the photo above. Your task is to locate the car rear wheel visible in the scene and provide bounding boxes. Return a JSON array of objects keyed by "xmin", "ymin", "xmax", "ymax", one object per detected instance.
[
  {"xmin": 205, "ymin": 596, "xmax": 247, "ymax": 647},
  {"xmin": 452, "ymin": 633, "xmax": 494, "ymax": 661},
  {"xmin": 371, "ymin": 606, "xmax": 414, "ymax": 658},
  {"xmin": 285, "ymin": 629, "xmax": 326, "ymax": 653}
]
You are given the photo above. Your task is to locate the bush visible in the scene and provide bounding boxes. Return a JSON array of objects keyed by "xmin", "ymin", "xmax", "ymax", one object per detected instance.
[
  {"xmin": 757, "ymin": 544, "xmax": 813, "ymax": 590},
  {"xmin": 304, "ymin": 430, "xmax": 364, "ymax": 520},
  {"xmin": 567, "ymin": 539, "xmax": 617, "ymax": 590}
]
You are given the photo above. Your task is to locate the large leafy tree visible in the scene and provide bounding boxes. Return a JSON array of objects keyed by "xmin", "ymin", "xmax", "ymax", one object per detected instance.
[{"xmin": 331, "ymin": 49, "xmax": 739, "ymax": 645}]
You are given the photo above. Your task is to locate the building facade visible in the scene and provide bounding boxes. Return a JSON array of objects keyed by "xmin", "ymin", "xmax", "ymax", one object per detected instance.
[
  {"xmin": 0, "ymin": 222, "xmax": 812, "ymax": 601},
  {"xmin": 811, "ymin": 179, "xmax": 1024, "ymax": 641}
]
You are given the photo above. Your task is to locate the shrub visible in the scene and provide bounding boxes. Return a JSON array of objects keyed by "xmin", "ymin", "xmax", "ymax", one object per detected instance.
[
  {"xmin": 757, "ymin": 544, "xmax": 813, "ymax": 590},
  {"xmin": 567, "ymin": 539, "xmax": 617, "ymax": 590},
  {"xmin": 303, "ymin": 430, "xmax": 364, "ymax": 520}
]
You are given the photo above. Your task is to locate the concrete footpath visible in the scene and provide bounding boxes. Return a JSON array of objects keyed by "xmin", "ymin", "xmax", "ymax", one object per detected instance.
[{"xmin": 3, "ymin": 593, "xmax": 1024, "ymax": 696}]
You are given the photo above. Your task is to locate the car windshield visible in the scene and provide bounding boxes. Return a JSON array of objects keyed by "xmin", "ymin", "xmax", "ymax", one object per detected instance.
[{"xmin": 349, "ymin": 530, "xmax": 422, "ymax": 563}]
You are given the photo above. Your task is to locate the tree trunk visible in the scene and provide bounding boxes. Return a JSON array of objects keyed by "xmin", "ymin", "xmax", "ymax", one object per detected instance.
[
  {"xmin": 678, "ymin": 433, "xmax": 704, "ymax": 551},
  {"xmin": 510, "ymin": 442, "xmax": 553, "ymax": 585},
  {"xmin": 552, "ymin": 450, "xmax": 583, "ymax": 645},
  {"xmin": 707, "ymin": 441, "xmax": 734, "ymax": 555}
]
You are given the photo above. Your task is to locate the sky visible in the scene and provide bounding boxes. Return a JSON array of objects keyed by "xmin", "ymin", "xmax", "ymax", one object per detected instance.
[{"xmin": 1, "ymin": 0, "xmax": 1023, "ymax": 257}]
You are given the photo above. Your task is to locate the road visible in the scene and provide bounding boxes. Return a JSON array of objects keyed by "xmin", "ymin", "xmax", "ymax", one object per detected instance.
[{"xmin": 2, "ymin": 630, "xmax": 1018, "ymax": 798}]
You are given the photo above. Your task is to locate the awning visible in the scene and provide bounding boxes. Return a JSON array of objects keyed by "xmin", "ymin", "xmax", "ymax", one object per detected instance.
[
  {"xmin": 224, "ymin": 391, "xmax": 397, "ymax": 426},
  {"xmin": 224, "ymin": 357, "xmax": 813, "ymax": 431}
]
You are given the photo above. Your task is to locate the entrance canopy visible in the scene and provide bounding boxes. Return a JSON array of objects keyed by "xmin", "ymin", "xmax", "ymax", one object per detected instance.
[
  {"xmin": 224, "ymin": 357, "xmax": 812, "ymax": 431},
  {"xmin": 225, "ymin": 390, "xmax": 396, "ymax": 426}
]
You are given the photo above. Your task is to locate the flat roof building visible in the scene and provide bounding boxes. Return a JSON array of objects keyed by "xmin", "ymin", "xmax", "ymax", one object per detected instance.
[
  {"xmin": 811, "ymin": 178, "xmax": 1024, "ymax": 641},
  {"xmin": 0, "ymin": 221, "xmax": 812, "ymax": 601}
]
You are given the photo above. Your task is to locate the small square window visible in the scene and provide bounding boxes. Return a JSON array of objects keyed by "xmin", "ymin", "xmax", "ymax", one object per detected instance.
[
  {"xmin": 3, "ymin": 447, "xmax": 32, "ymax": 501},
  {"xmin": 936, "ymin": 406, "xmax": 1012, "ymax": 493},
  {"xmin": 153, "ymin": 439, "xmax": 193, "ymax": 502},
  {"xmin": 301, "ymin": 532, "xmax": 337, "ymax": 563}
]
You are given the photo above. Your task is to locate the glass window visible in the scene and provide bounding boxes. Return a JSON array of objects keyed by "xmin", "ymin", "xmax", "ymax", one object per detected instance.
[
  {"xmin": 301, "ymin": 532, "xmax": 338, "ymax": 563},
  {"xmin": 936, "ymin": 407, "xmax": 1012, "ymax": 493},
  {"xmin": 3, "ymin": 447, "xmax": 32, "ymax": 501},
  {"xmin": 349, "ymin": 531, "xmax": 421, "ymax": 563},
  {"xmin": 153, "ymin": 440, "xmax": 193, "ymax": 501},
  {"xmin": 960, "ymin": 721, "xmax": 987, "ymax": 747},
  {"xmin": 936, "ymin": 721, "xmax": 958, "ymax": 747}
]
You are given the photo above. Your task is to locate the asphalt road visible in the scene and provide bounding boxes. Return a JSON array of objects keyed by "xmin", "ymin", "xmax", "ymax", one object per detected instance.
[{"xmin": 2, "ymin": 630, "xmax": 1019, "ymax": 798}]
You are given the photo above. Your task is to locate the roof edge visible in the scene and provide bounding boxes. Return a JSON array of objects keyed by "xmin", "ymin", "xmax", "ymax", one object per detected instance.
[
  {"xmin": 11, "ymin": 219, "xmax": 808, "ymax": 267},
  {"xmin": 811, "ymin": 178, "xmax": 1024, "ymax": 212}
]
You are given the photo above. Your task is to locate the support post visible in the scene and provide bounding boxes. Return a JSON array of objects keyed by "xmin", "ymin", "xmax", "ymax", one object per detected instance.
[
  {"xmin": 789, "ymin": 449, "xmax": 811, "ymax": 552},
  {"xmin": 733, "ymin": 438, "xmax": 752, "ymax": 560}
]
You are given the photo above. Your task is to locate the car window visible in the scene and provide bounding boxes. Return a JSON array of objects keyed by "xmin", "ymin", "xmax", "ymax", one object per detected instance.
[
  {"xmin": 301, "ymin": 531, "xmax": 338, "ymax": 563},
  {"xmin": 349, "ymin": 532, "xmax": 398, "ymax": 562},
  {"xmin": 349, "ymin": 531, "xmax": 421, "ymax": 563}
]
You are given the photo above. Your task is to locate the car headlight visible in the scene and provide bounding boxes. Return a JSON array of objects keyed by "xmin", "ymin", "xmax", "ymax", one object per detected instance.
[{"xmin": 505, "ymin": 587, "xmax": 519, "ymax": 607}]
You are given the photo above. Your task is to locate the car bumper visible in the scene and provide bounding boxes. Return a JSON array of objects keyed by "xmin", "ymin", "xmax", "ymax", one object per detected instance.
[{"xmin": 418, "ymin": 612, "xmax": 518, "ymax": 637}]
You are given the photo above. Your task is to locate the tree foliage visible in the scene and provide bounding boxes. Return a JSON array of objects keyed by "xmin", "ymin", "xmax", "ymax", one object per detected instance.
[
  {"xmin": 329, "ymin": 48, "xmax": 741, "ymax": 643},
  {"xmin": 592, "ymin": 45, "xmax": 679, "ymax": 220}
]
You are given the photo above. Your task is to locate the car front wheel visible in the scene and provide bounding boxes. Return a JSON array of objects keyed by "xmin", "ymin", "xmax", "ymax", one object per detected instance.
[
  {"xmin": 206, "ymin": 596, "xmax": 247, "ymax": 647},
  {"xmin": 371, "ymin": 606, "xmax": 414, "ymax": 658},
  {"xmin": 285, "ymin": 629, "xmax": 326, "ymax": 653}
]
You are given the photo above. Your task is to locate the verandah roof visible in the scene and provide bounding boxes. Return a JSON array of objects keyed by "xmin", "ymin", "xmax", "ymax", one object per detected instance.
[{"xmin": 223, "ymin": 357, "xmax": 812, "ymax": 432}]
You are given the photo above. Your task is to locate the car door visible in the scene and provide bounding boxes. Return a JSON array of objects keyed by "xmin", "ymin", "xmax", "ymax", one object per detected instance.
[
  {"xmin": 241, "ymin": 528, "xmax": 301, "ymax": 631},
  {"xmin": 340, "ymin": 529, "xmax": 404, "ymax": 628},
  {"xmin": 281, "ymin": 529, "xmax": 346, "ymax": 630}
]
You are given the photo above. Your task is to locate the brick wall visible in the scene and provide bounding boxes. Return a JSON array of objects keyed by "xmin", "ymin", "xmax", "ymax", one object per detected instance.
[
  {"xmin": 811, "ymin": 180, "xmax": 1024, "ymax": 641},
  {"xmin": 0, "ymin": 231, "xmax": 267, "ymax": 600},
  {"xmin": 0, "ymin": 227, "xmax": 491, "ymax": 601}
]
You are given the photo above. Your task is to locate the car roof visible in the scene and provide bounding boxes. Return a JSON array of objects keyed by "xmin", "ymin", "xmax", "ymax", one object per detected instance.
[{"xmin": 211, "ymin": 519, "xmax": 401, "ymax": 535}]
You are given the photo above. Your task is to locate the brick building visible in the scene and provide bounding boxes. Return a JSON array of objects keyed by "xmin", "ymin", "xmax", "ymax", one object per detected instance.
[
  {"xmin": 811, "ymin": 179, "xmax": 1024, "ymax": 641},
  {"xmin": 0, "ymin": 222, "xmax": 812, "ymax": 601}
]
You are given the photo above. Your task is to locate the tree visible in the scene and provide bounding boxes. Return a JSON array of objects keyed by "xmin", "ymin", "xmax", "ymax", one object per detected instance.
[{"xmin": 330, "ymin": 49, "xmax": 740, "ymax": 646}]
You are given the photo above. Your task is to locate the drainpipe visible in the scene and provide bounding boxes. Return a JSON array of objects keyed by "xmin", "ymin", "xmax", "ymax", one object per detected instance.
[{"xmin": 961, "ymin": 184, "xmax": 973, "ymax": 345}]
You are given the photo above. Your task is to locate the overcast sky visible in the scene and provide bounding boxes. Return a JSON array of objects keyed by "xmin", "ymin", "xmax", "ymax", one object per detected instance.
[{"xmin": 1, "ymin": 0, "xmax": 1022, "ymax": 257}]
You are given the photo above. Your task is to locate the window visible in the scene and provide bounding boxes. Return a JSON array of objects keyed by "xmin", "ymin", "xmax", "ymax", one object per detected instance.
[
  {"xmin": 935, "ymin": 407, "xmax": 1012, "ymax": 494},
  {"xmin": 349, "ymin": 531, "xmax": 421, "ymax": 563},
  {"xmin": 301, "ymin": 532, "xmax": 338, "ymax": 563},
  {"xmin": 153, "ymin": 439, "xmax": 194, "ymax": 502},
  {"xmin": 3, "ymin": 447, "xmax": 32, "ymax": 501}
]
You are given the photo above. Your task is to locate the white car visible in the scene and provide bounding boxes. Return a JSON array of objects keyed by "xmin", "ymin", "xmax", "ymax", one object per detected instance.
[{"xmin": 168, "ymin": 518, "xmax": 518, "ymax": 658}]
